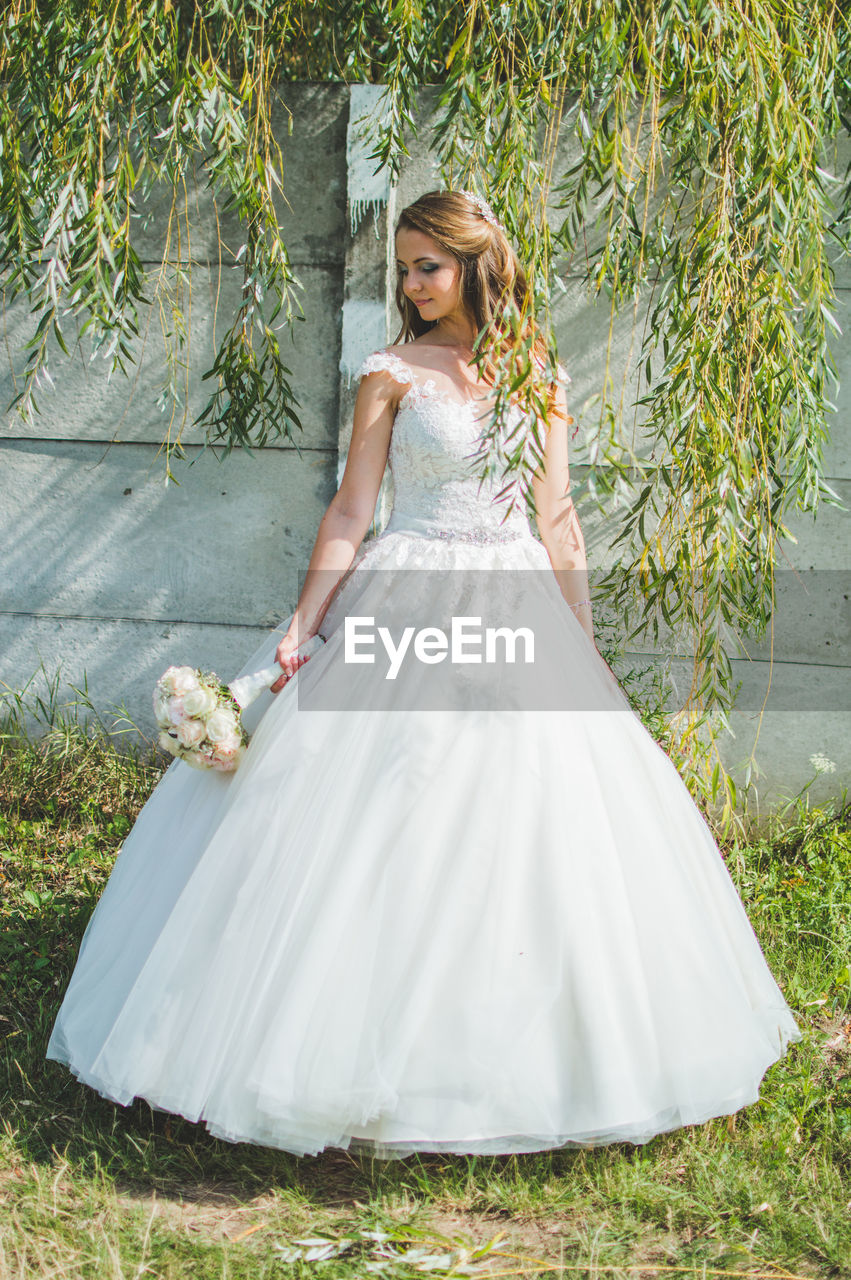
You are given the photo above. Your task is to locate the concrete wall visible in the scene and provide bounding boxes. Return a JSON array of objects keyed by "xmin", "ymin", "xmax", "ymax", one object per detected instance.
[
  {"xmin": 1, "ymin": 83, "xmax": 348, "ymax": 743},
  {"xmin": 1, "ymin": 83, "xmax": 848, "ymax": 809}
]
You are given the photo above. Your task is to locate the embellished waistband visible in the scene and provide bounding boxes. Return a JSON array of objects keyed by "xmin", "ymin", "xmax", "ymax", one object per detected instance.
[
  {"xmin": 384, "ymin": 513, "xmax": 528, "ymax": 546},
  {"xmin": 427, "ymin": 527, "xmax": 524, "ymax": 545}
]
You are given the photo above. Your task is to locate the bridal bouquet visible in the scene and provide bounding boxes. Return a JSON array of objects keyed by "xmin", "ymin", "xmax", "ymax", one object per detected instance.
[
  {"xmin": 153, "ymin": 635, "xmax": 325, "ymax": 773},
  {"xmin": 153, "ymin": 667, "xmax": 246, "ymax": 772}
]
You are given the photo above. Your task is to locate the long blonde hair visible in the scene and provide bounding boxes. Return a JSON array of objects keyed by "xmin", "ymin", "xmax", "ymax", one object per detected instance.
[{"xmin": 392, "ymin": 190, "xmax": 561, "ymax": 420}]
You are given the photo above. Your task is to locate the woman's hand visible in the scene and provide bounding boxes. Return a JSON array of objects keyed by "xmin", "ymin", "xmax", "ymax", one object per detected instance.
[{"xmin": 270, "ymin": 632, "xmax": 314, "ymax": 694}]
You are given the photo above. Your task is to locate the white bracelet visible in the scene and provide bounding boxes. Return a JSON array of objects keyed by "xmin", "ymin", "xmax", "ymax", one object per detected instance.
[{"xmin": 568, "ymin": 598, "xmax": 592, "ymax": 610}]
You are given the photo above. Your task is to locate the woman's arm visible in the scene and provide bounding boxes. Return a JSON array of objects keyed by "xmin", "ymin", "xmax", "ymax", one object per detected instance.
[
  {"xmin": 531, "ymin": 384, "xmax": 595, "ymax": 646},
  {"xmin": 270, "ymin": 369, "xmax": 398, "ymax": 692}
]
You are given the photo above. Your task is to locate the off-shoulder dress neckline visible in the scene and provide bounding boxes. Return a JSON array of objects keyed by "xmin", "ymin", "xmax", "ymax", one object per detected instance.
[{"xmin": 360, "ymin": 347, "xmax": 570, "ymax": 416}]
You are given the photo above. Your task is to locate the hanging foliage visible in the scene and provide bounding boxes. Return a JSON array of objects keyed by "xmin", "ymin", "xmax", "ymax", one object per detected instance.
[{"xmin": 1, "ymin": 0, "xmax": 850, "ymax": 821}]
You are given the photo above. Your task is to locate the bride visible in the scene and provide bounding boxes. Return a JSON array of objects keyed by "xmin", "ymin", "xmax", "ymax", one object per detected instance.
[{"xmin": 46, "ymin": 189, "xmax": 801, "ymax": 1159}]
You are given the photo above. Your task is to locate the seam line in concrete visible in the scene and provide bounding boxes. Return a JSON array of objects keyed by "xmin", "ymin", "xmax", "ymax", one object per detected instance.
[
  {"xmin": 0, "ymin": 609, "xmax": 273, "ymax": 631},
  {"xmin": 2, "ymin": 611, "xmax": 849, "ymax": 666},
  {"xmin": 0, "ymin": 438, "xmax": 336, "ymax": 452},
  {"xmin": 0, "ymin": 440, "xmax": 847, "ymax": 483},
  {"xmin": 620, "ymin": 650, "xmax": 851, "ymax": 670}
]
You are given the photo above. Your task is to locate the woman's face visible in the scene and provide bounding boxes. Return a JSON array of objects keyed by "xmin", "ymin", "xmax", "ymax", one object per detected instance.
[{"xmin": 395, "ymin": 227, "xmax": 465, "ymax": 324}]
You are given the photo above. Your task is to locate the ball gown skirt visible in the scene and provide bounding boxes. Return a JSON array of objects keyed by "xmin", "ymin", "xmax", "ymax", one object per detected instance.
[{"xmin": 44, "ymin": 350, "xmax": 802, "ymax": 1158}]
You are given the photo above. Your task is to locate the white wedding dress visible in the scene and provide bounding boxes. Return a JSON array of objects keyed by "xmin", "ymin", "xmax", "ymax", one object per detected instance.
[{"xmin": 45, "ymin": 349, "xmax": 801, "ymax": 1158}]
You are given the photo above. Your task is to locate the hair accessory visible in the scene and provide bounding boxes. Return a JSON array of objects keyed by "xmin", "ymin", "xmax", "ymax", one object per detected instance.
[{"xmin": 457, "ymin": 189, "xmax": 503, "ymax": 231}]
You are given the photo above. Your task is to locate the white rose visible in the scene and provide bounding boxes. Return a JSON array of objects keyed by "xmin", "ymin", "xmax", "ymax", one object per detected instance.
[
  {"xmin": 176, "ymin": 718, "xmax": 207, "ymax": 748},
  {"xmin": 205, "ymin": 708, "xmax": 240, "ymax": 742},
  {"xmin": 159, "ymin": 666, "xmax": 180, "ymax": 695},
  {"xmin": 153, "ymin": 690, "xmax": 172, "ymax": 728},
  {"xmin": 158, "ymin": 729, "xmax": 180, "ymax": 756},
  {"xmin": 183, "ymin": 685, "xmax": 219, "ymax": 718},
  {"xmin": 181, "ymin": 749, "xmax": 212, "ymax": 770}
]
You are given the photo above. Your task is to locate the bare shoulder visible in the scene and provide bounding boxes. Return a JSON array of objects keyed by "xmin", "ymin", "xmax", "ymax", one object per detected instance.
[
  {"xmin": 383, "ymin": 342, "xmax": 421, "ymax": 359},
  {"xmin": 383, "ymin": 340, "xmax": 443, "ymax": 374},
  {"xmin": 386, "ymin": 340, "xmax": 429, "ymax": 352}
]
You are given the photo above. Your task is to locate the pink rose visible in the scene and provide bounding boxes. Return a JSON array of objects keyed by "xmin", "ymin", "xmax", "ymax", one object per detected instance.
[
  {"xmin": 160, "ymin": 665, "xmax": 198, "ymax": 695},
  {"xmin": 167, "ymin": 695, "xmax": 189, "ymax": 725},
  {"xmin": 211, "ymin": 733, "xmax": 243, "ymax": 761},
  {"xmin": 176, "ymin": 718, "xmax": 206, "ymax": 748},
  {"xmin": 170, "ymin": 666, "xmax": 201, "ymax": 696},
  {"xmin": 209, "ymin": 755, "xmax": 236, "ymax": 772}
]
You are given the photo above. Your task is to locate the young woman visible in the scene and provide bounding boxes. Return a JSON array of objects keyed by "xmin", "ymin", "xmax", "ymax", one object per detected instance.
[{"xmin": 46, "ymin": 190, "xmax": 801, "ymax": 1159}]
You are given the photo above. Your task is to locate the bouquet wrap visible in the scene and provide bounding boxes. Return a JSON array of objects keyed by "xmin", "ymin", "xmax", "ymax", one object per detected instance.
[{"xmin": 228, "ymin": 633, "xmax": 326, "ymax": 708}]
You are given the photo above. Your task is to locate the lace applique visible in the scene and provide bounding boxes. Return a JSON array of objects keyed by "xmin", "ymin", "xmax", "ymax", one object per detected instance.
[
  {"xmin": 357, "ymin": 350, "xmax": 415, "ymax": 388},
  {"xmin": 353, "ymin": 347, "xmax": 582, "ymax": 540},
  {"xmin": 357, "ymin": 349, "xmax": 448, "ymax": 410},
  {"xmin": 359, "ymin": 348, "xmax": 571, "ymax": 393},
  {"xmin": 359, "ymin": 347, "xmax": 571, "ymax": 411}
]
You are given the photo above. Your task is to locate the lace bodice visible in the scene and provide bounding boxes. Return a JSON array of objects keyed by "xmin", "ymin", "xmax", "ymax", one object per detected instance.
[{"xmin": 357, "ymin": 349, "xmax": 571, "ymax": 545}]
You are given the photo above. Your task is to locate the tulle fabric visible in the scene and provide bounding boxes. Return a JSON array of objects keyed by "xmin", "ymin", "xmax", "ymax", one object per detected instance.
[{"xmin": 45, "ymin": 526, "xmax": 802, "ymax": 1158}]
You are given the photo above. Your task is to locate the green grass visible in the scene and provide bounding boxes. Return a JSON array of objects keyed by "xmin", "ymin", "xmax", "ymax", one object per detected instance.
[{"xmin": 1, "ymin": 704, "xmax": 850, "ymax": 1279}]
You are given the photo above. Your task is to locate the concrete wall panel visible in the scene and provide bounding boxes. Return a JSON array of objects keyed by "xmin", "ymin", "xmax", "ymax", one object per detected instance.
[
  {"xmin": 130, "ymin": 84, "xmax": 350, "ymax": 267},
  {"xmin": 1, "ymin": 440, "xmax": 335, "ymax": 630},
  {"xmin": 0, "ymin": 266, "xmax": 343, "ymax": 450}
]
